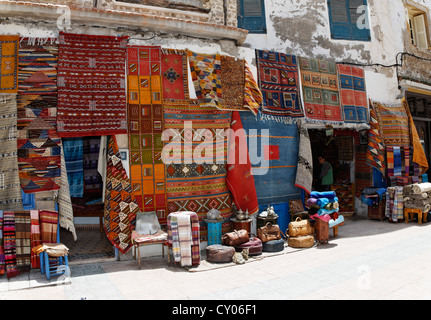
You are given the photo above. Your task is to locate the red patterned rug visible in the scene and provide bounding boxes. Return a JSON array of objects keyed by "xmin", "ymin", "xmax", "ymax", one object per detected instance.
[{"xmin": 56, "ymin": 32, "xmax": 128, "ymax": 137}]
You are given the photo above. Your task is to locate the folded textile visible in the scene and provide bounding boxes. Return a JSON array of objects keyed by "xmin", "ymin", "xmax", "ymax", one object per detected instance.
[
  {"xmin": 310, "ymin": 191, "xmax": 337, "ymax": 200},
  {"xmin": 32, "ymin": 243, "xmax": 69, "ymax": 257}
]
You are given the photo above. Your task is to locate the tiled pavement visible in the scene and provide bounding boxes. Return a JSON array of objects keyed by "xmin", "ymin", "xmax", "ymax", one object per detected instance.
[{"xmin": 2, "ymin": 216, "xmax": 431, "ymax": 300}]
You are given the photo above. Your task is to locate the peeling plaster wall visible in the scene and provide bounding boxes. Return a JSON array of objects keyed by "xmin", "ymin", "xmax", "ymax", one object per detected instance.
[{"xmin": 239, "ymin": 0, "xmax": 411, "ymax": 104}]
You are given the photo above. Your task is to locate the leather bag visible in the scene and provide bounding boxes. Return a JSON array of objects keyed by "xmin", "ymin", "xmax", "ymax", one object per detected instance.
[
  {"xmin": 206, "ymin": 245, "xmax": 235, "ymax": 263},
  {"xmin": 257, "ymin": 222, "xmax": 281, "ymax": 243},
  {"xmin": 288, "ymin": 217, "xmax": 312, "ymax": 238},
  {"xmin": 288, "ymin": 235, "xmax": 315, "ymax": 248},
  {"xmin": 234, "ymin": 237, "xmax": 263, "ymax": 256},
  {"xmin": 222, "ymin": 229, "xmax": 249, "ymax": 246}
]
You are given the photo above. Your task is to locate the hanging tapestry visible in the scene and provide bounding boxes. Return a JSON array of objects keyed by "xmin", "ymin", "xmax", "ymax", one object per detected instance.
[
  {"xmin": 226, "ymin": 111, "xmax": 259, "ymax": 215},
  {"xmin": 0, "ymin": 35, "xmax": 18, "ymax": 94},
  {"xmin": 256, "ymin": 49, "xmax": 304, "ymax": 119},
  {"xmin": 63, "ymin": 138, "xmax": 84, "ymax": 198},
  {"xmin": 58, "ymin": 145, "xmax": 77, "ymax": 241},
  {"xmin": 354, "ymin": 132, "xmax": 371, "ymax": 197},
  {"xmin": 402, "ymin": 98, "xmax": 429, "ymax": 172},
  {"xmin": 0, "ymin": 94, "xmax": 22, "ymax": 210},
  {"xmin": 17, "ymin": 38, "xmax": 62, "ymax": 194},
  {"xmin": 239, "ymin": 112, "xmax": 300, "ymax": 206},
  {"xmin": 373, "ymin": 101, "xmax": 410, "ymax": 147},
  {"xmin": 299, "ymin": 57, "xmax": 342, "ymax": 123},
  {"xmin": 39, "ymin": 209, "xmax": 58, "ymax": 243},
  {"xmin": 56, "ymin": 32, "xmax": 128, "ymax": 137},
  {"xmin": 127, "ymin": 45, "xmax": 168, "ymax": 224},
  {"xmin": 295, "ymin": 120, "xmax": 313, "ymax": 195},
  {"xmin": 161, "ymin": 48, "xmax": 189, "ymax": 101},
  {"xmin": 14, "ymin": 210, "xmax": 31, "ymax": 273},
  {"xmin": 3, "ymin": 211, "xmax": 20, "ymax": 278},
  {"xmin": 163, "ymin": 101, "xmax": 233, "ymax": 237},
  {"xmin": 385, "ymin": 187, "xmax": 403, "ymax": 222},
  {"xmin": 29, "ymin": 210, "xmax": 41, "ymax": 268},
  {"xmin": 187, "ymin": 51, "xmax": 222, "ymax": 109},
  {"xmin": 244, "ymin": 61, "xmax": 263, "ymax": 115},
  {"xmin": 0, "ymin": 211, "xmax": 5, "ymax": 276},
  {"xmin": 337, "ymin": 64, "xmax": 368, "ymax": 123},
  {"xmin": 366, "ymin": 101, "xmax": 386, "ymax": 175},
  {"xmin": 104, "ymin": 136, "xmax": 138, "ymax": 254}
]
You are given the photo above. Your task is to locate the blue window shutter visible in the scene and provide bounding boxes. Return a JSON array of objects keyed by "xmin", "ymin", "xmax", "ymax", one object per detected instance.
[
  {"xmin": 328, "ymin": 0, "xmax": 371, "ymax": 41},
  {"xmin": 328, "ymin": 0, "xmax": 351, "ymax": 39},
  {"xmin": 238, "ymin": 0, "xmax": 267, "ymax": 33}
]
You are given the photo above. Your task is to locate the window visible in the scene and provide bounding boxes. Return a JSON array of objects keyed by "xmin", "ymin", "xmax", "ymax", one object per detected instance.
[
  {"xmin": 237, "ymin": 0, "xmax": 266, "ymax": 33},
  {"xmin": 407, "ymin": 4, "xmax": 429, "ymax": 50},
  {"xmin": 327, "ymin": 0, "xmax": 371, "ymax": 41}
]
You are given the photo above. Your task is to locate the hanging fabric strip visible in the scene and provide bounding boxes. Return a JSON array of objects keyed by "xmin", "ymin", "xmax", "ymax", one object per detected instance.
[{"xmin": 393, "ymin": 146, "xmax": 402, "ymax": 177}]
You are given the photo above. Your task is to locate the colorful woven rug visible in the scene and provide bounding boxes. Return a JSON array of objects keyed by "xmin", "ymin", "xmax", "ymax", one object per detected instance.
[
  {"xmin": 63, "ymin": 137, "xmax": 84, "ymax": 198},
  {"xmin": 299, "ymin": 57, "xmax": 342, "ymax": 123},
  {"xmin": 104, "ymin": 136, "xmax": 138, "ymax": 254},
  {"xmin": 244, "ymin": 61, "xmax": 263, "ymax": 115},
  {"xmin": 187, "ymin": 51, "xmax": 222, "ymax": 109},
  {"xmin": 161, "ymin": 48, "xmax": 189, "ymax": 101},
  {"xmin": 14, "ymin": 210, "xmax": 31, "ymax": 273},
  {"xmin": 3, "ymin": 211, "xmax": 20, "ymax": 278},
  {"xmin": 127, "ymin": 45, "xmax": 168, "ymax": 224},
  {"xmin": 366, "ymin": 101, "xmax": 386, "ymax": 175},
  {"xmin": 226, "ymin": 111, "xmax": 259, "ymax": 215},
  {"xmin": 0, "ymin": 211, "xmax": 5, "ymax": 275},
  {"xmin": 39, "ymin": 210, "xmax": 58, "ymax": 243},
  {"xmin": 373, "ymin": 101, "xmax": 410, "ymax": 147},
  {"xmin": 354, "ymin": 132, "xmax": 371, "ymax": 197},
  {"xmin": 57, "ymin": 32, "xmax": 128, "ymax": 137},
  {"xmin": 30, "ymin": 210, "xmax": 41, "ymax": 268},
  {"xmin": 239, "ymin": 112, "xmax": 301, "ymax": 206},
  {"xmin": 337, "ymin": 64, "xmax": 368, "ymax": 123},
  {"xmin": 0, "ymin": 35, "xmax": 19, "ymax": 94},
  {"xmin": 256, "ymin": 49, "xmax": 304, "ymax": 119},
  {"xmin": 167, "ymin": 211, "xmax": 200, "ymax": 266},
  {"xmin": 402, "ymin": 98, "xmax": 429, "ymax": 172},
  {"xmin": 17, "ymin": 38, "xmax": 62, "ymax": 194},
  {"xmin": 163, "ymin": 101, "xmax": 233, "ymax": 237},
  {"xmin": 220, "ymin": 56, "xmax": 245, "ymax": 112},
  {"xmin": 0, "ymin": 94, "xmax": 22, "ymax": 210},
  {"xmin": 295, "ymin": 120, "xmax": 313, "ymax": 194}
]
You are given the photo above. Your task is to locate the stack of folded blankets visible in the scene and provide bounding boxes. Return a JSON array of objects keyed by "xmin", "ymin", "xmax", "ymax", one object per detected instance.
[
  {"xmin": 306, "ymin": 191, "xmax": 345, "ymax": 228},
  {"xmin": 403, "ymin": 183, "xmax": 431, "ymax": 214}
]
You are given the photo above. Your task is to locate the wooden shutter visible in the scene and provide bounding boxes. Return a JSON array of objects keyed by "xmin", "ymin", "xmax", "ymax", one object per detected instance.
[
  {"xmin": 349, "ymin": 0, "xmax": 371, "ymax": 41},
  {"xmin": 413, "ymin": 14, "xmax": 428, "ymax": 49},
  {"xmin": 238, "ymin": 0, "xmax": 266, "ymax": 33},
  {"xmin": 328, "ymin": 0, "xmax": 351, "ymax": 39}
]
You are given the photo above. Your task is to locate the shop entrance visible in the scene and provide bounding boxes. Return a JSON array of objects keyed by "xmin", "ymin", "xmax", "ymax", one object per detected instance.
[
  {"xmin": 406, "ymin": 91, "xmax": 431, "ymax": 177},
  {"xmin": 60, "ymin": 136, "xmax": 115, "ymax": 264},
  {"xmin": 309, "ymin": 128, "xmax": 357, "ymax": 216}
]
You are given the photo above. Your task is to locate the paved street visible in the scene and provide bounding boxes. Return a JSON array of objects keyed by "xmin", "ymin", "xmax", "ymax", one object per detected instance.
[{"xmin": 2, "ymin": 216, "xmax": 431, "ymax": 302}]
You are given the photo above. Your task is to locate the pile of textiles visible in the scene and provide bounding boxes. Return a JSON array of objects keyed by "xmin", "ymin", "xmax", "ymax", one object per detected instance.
[
  {"xmin": 306, "ymin": 191, "xmax": 344, "ymax": 228},
  {"xmin": 167, "ymin": 211, "xmax": 200, "ymax": 267},
  {"xmin": 403, "ymin": 183, "xmax": 431, "ymax": 214}
]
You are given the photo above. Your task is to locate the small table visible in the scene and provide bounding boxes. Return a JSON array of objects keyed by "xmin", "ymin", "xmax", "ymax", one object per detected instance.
[
  {"xmin": 203, "ymin": 219, "xmax": 224, "ymax": 245},
  {"xmin": 404, "ymin": 208, "xmax": 428, "ymax": 224},
  {"xmin": 231, "ymin": 218, "xmax": 253, "ymax": 235}
]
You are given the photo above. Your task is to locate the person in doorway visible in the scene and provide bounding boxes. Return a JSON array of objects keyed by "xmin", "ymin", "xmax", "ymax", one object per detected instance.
[{"xmin": 318, "ymin": 155, "xmax": 333, "ymax": 191}]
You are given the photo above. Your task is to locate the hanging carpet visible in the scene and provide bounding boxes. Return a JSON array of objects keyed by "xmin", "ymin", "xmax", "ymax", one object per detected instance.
[
  {"xmin": 366, "ymin": 101, "xmax": 386, "ymax": 175},
  {"xmin": 0, "ymin": 94, "xmax": 22, "ymax": 210},
  {"xmin": 226, "ymin": 111, "xmax": 259, "ymax": 215},
  {"xmin": 373, "ymin": 101, "xmax": 410, "ymax": 147},
  {"xmin": 337, "ymin": 64, "xmax": 368, "ymax": 124},
  {"xmin": 17, "ymin": 38, "xmax": 61, "ymax": 194},
  {"xmin": 127, "ymin": 45, "xmax": 168, "ymax": 224},
  {"xmin": 3, "ymin": 211, "xmax": 20, "ymax": 278},
  {"xmin": 56, "ymin": 32, "xmax": 128, "ymax": 137},
  {"xmin": 163, "ymin": 100, "xmax": 233, "ymax": 237},
  {"xmin": 161, "ymin": 48, "xmax": 189, "ymax": 101},
  {"xmin": 299, "ymin": 57, "xmax": 342, "ymax": 123},
  {"xmin": 239, "ymin": 112, "xmax": 300, "ymax": 206},
  {"xmin": 256, "ymin": 49, "xmax": 304, "ymax": 120},
  {"xmin": 295, "ymin": 120, "xmax": 313, "ymax": 195},
  {"xmin": 0, "ymin": 35, "xmax": 19, "ymax": 94},
  {"xmin": 104, "ymin": 136, "xmax": 138, "ymax": 254},
  {"xmin": 14, "ymin": 210, "xmax": 31, "ymax": 273}
]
